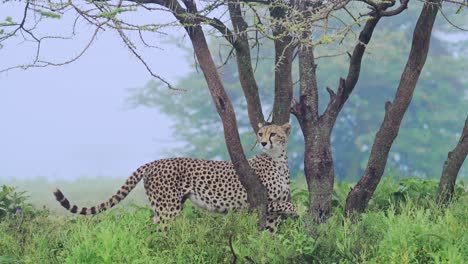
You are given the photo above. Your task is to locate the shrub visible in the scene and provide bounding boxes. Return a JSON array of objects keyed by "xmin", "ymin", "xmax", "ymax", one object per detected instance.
[{"xmin": 0, "ymin": 185, "xmax": 42, "ymax": 222}]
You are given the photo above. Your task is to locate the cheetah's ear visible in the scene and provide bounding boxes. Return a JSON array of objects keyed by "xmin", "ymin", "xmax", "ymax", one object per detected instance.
[
  {"xmin": 258, "ymin": 123, "xmax": 264, "ymax": 129},
  {"xmin": 281, "ymin": 123, "xmax": 291, "ymax": 135}
]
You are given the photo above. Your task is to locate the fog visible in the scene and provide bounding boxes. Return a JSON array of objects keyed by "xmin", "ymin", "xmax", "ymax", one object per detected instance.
[
  {"xmin": 0, "ymin": 4, "xmax": 190, "ymax": 180},
  {"xmin": 1, "ymin": 3, "xmax": 466, "ymax": 183}
]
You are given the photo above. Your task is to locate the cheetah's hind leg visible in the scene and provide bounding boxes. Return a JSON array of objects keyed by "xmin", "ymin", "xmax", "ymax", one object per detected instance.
[{"xmin": 148, "ymin": 195, "xmax": 184, "ymax": 232}]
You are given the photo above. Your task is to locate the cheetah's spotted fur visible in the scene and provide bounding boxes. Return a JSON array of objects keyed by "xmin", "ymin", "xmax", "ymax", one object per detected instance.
[{"xmin": 53, "ymin": 123, "xmax": 296, "ymax": 232}]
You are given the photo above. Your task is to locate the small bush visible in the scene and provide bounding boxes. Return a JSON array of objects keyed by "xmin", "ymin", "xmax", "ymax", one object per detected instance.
[{"xmin": 0, "ymin": 185, "xmax": 44, "ymax": 222}]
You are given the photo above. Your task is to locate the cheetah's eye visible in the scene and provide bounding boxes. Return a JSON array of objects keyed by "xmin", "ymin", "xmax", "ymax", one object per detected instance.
[
  {"xmin": 258, "ymin": 133, "xmax": 263, "ymax": 137},
  {"xmin": 270, "ymin": 133, "xmax": 276, "ymax": 137}
]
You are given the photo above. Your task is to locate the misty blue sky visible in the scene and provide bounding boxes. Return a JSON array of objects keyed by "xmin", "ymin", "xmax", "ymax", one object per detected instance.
[{"xmin": 0, "ymin": 4, "xmax": 192, "ymax": 180}]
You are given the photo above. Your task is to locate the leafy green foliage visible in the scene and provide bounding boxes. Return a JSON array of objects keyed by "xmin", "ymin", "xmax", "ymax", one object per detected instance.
[
  {"xmin": 0, "ymin": 185, "xmax": 37, "ymax": 221},
  {"xmin": 36, "ymin": 10, "xmax": 61, "ymax": 19},
  {"xmin": 0, "ymin": 178, "xmax": 466, "ymax": 263},
  {"xmin": 96, "ymin": 7, "xmax": 137, "ymax": 19}
]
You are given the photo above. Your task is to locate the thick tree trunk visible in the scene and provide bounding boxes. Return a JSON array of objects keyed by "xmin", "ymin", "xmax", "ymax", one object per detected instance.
[
  {"xmin": 345, "ymin": 0, "xmax": 441, "ymax": 216},
  {"xmin": 437, "ymin": 115, "xmax": 468, "ymax": 205},
  {"xmin": 295, "ymin": 39, "xmax": 334, "ymax": 223},
  {"xmin": 303, "ymin": 129, "xmax": 335, "ymax": 223},
  {"xmin": 292, "ymin": 9, "xmax": 386, "ymax": 222},
  {"xmin": 272, "ymin": 38, "xmax": 294, "ymax": 125},
  {"xmin": 167, "ymin": 0, "xmax": 268, "ymax": 227},
  {"xmin": 270, "ymin": 5, "xmax": 295, "ymax": 125}
]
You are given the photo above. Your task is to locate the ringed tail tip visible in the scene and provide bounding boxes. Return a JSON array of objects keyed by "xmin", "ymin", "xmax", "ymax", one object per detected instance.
[{"xmin": 53, "ymin": 188, "xmax": 64, "ymax": 201}]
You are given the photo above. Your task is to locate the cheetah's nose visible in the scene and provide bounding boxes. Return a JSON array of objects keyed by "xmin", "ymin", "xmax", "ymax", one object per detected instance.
[{"xmin": 261, "ymin": 142, "xmax": 267, "ymax": 146}]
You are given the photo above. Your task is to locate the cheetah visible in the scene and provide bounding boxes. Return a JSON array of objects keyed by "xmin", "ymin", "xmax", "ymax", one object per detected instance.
[{"xmin": 53, "ymin": 123, "xmax": 296, "ymax": 232}]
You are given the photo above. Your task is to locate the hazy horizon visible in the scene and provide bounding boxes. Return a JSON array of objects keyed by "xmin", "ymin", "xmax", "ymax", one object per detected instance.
[{"xmin": 0, "ymin": 4, "xmax": 192, "ymax": 180}]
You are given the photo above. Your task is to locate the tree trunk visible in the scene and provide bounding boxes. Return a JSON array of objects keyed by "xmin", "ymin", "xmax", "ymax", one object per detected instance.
[
  {"xmin": 168, "ymin": 0, "xmax": 268, "ymax": 227},
  {"xmin": 437, "ymin": 115, "xmax": 468, "ymax": 205},
  {"xmin": 272, "ymin": 38, "xmax": 294, "ymax": 125},
  {"xmin": 228, "ymin": 0, "xmax": 265, "ymax": 132},
  {"xmin": 292, "ymin": 9, "xmax": 387, "ymax": 222},
  {"xmin": 303, "ymin": 128, "xmax": 335, "ymax": 223},
  {"xmin": 345, "ymin": 0, "xmax": 441, "ymax": 216},
  {"xmin": 295, "ymin": 37, "xmax": 334, "ymax": 223},
  {"xmin": 270, "ymin": 4, "xmax": 295, "ymax": 125}
]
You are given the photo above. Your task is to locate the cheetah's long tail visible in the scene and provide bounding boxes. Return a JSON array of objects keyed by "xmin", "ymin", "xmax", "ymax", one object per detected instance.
[{"xmin": 53, "ymin": 166, "xmax": 146, "ymax": 215}]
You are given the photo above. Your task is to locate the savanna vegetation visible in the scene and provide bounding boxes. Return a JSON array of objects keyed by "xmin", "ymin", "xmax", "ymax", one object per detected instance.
[
  {"xmin": 1, "ymin": 177, "xmax": 467, "ymax": 263},
  {"xmin": 1, "ymin": 0, "xmax": 467, "ymax": 262},
  {"xmin": 2, "ymin": 0, "xmax": 467, "ymax": 223}
]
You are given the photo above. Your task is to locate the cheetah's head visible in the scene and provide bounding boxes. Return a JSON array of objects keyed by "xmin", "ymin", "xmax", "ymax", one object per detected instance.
[{"xmin": 256, "ymin": 123, "xmax": 291, "ymax": 158}]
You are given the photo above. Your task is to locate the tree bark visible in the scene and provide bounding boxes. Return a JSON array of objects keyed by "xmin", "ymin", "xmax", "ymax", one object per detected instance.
[
  {"xmin": 292, "ymin": 7, "xmax": 387, "ymax": 222},
  {"xmin": 166, "ymin": 0, "xmax": 268, "ymax": 226},
  {"xmin": 437, "ymin": 115, "xmax": 468, "ymax": 205},
  {"xmin": 294, "ymin": 31, "xmax": 335, "ymax": 223},
  {"xmin": 345, "ymin": 0, "xmax": 441, "ymax": 216},
  {"xmin": 270, "ymin": 5, "xmax": 295, "ymax": 125},
  {"xmin": 228, "ymin": 0, "xmax": 265, "ymax": 132}
]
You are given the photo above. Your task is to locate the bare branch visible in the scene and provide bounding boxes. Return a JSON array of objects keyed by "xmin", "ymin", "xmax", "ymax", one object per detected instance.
[
  {"xmin": 322, "ymin": 0, "xmax": 404, "ymax": 124},
  {"xmin": 380, "ymin": 0, "xmax": 409, "ymax": 17},
  {"xmin": 290, "ymin": 97, "xmax": 301, "ymax": 118},
  {"xmin": 1, "ymin": 24, "xmax": 101, "ymax": 73},
  {"xmin": 196, "ymin": 15, "xmax": 236, "ymax": 45},
  {"xmin": 439, "ymin": 8, "xmax": 468, "ymax": 31},
  {"xmin": 217, "ymin": 45, "xmax": 236, "ymax": 69},
  {"xmin": 443, "ymin": 0, "xmax": 468, "ymax": 6},
  {"xmin": 326, "ymin": 86, "xmax": 336, "ymax": 99},
  {"xmin": 112, "ymin": 18, "xmax": 182, "ymax": 90},
  {"xmin": 0, "ymin": 2, "xmax": 30, "ymax": 42}
]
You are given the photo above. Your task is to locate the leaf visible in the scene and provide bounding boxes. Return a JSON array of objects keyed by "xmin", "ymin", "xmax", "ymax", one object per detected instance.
[{"xmin": 37, "ymin": 10, "xmax": 61, "ymax": 19}]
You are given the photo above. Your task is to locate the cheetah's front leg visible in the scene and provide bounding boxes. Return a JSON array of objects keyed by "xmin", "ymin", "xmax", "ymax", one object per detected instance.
[{"xmin": 265, "ymin": 202, "xmax": 297, "ymax": 233}]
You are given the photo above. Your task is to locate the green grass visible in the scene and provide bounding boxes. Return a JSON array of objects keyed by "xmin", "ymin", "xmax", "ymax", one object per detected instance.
[{"xmin": 0, "ymin": 177, "xmax": 467, "ymax": 263}]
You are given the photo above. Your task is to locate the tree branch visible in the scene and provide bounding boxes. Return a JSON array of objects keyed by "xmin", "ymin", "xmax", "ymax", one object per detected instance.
[
  {"xmin": 380, "ymin": 0, "xmax": 409, "ymax": 17},
  {"xmin": 228, "ymin": 0, "xmax": 265, "ymax": 132},
  {"xmin": 270, "ymin": 2, "xmax": 295, "ymax": 125},
  {"xmin": 322, "ymin": 0, "xmax": 404, "ymax": 125},
  {"xmin": 443, "ymin": 0, "xmax": 468, "ymax": 7},
  {"xmin": 298, "ymin": 34, "xmax": 319, "ymax": 123},
  {"xmin": 197, "ymin": 16, "xmax": 237, "ymax": 45}
]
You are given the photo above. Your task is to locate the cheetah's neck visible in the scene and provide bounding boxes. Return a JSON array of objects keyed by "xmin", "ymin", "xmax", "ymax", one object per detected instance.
[{"xmin": 267, "ymin": 147, "xmax": 288, "ymax": 163}]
